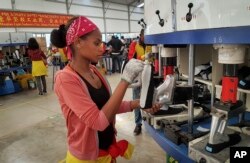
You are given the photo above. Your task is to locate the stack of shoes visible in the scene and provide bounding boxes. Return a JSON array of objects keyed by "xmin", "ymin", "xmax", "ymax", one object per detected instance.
[
  {"xmin": 194, "ymin": 62, "xmax": 212, "ymax": 80},
  {"xmin": 133, "ymin": 124, "xmax": 142, "ymax": 136}
]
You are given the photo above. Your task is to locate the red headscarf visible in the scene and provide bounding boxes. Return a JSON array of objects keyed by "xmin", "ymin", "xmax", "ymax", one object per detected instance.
[{"xmin": 66, "ymin": 16, "xmax": 98, "ymax": 60}]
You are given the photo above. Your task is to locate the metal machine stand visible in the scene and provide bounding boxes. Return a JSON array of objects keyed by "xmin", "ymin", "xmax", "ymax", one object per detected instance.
[
  {"xmin": 205, "ymin": 45, "xmax": 247, "ymax": 153},
  {"xmin": 205, "ymin": 64, "xmax": 244, "ymax": 153},
  {"xmin": 189, "ymin": 44, "xmax": 250, "ymax": 163}
]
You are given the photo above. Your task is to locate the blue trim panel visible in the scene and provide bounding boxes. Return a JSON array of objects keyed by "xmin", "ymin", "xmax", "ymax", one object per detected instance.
[
  {"xmin": 0, "ymin": 66, "xmax": 31, "ymax": 74},
  {"xmin": 0, "ymin": 43, "xmax": 28, "ymax": 46},
  {"xmin": 145, "ymin": 26, "xmax": 250, "ymax": 45}
]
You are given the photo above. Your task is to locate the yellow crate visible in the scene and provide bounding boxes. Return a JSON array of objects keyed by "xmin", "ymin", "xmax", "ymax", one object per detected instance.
[{"xmin": 16, "ymin": 74, "xmax": 34, "ymax": 89}]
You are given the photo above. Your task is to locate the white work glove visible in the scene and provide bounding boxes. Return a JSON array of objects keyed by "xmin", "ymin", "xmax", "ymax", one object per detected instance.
[
  {"xmin": 121, "ymin": 59, "xmax": 144, "ymax": 84},
  {"xmin": 128, "ymin": 73, "xmax": 142, "ymax": 88}
]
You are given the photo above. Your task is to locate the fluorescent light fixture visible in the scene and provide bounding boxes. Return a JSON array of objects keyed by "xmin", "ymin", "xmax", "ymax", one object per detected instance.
[{"xmin": 137, "ymin": 2, "xmax": 144, "ymax": 8}]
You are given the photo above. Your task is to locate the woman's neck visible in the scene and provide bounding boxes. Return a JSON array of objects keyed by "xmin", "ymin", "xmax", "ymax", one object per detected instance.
[
  {"xmin": 69, "ymin": 58, "xmax": 98, "ymax": 82},
  {"xmin": 70, "ymin": 58, "xmax": 91, "ymax": 74}
]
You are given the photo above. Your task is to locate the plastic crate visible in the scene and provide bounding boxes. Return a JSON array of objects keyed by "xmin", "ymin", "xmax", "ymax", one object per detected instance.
[{"xmin": 0, "ymin": 80, "xmax": 15, "ymax": 95}]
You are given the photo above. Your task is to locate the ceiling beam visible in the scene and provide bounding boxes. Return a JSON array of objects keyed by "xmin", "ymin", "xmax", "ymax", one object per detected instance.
[
  {"xmin": 100, "ymin": 0, "xmax": 129, "ymax": 6},
  {"xmin": 128, "ymin": 0, "xmax": 138, "ymax": 6}
]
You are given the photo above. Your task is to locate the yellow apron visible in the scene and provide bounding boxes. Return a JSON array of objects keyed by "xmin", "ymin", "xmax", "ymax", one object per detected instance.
[
  {"xmin": 32, "ymin": 60, "xmax": 48, "ymax": 77},
  {"xmin": 60, "ymin": 151, "xmax": 113, "ymax": 163},
  {"xmin": 59, "ymin": 140, "xmax": 134, "ymax": 163}
]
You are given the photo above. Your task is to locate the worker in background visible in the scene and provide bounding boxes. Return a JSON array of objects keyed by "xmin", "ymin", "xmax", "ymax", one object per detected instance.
[
  {"xmin": 27, "ymin": 38, "xmax": 47, "ymax": 95},
  {"xmin": 128, "ymin": 28, "xmax": 152, "ymax": 136},
  {"xmin": 50, "ymin": 46, "xmax": 68, "ymax": 69},
  {"xmin": 58, "ymin": 47, "xmax": 68, "ymax": 69},
  {"xmin": 107, "ymin": 36, "xmax": 124, "ymax": 73},
  {"xmin": 50, "ymin": 16, "xmax": 161, "ymax": 163},
  {"xmin": 120, "ymin": 36, "xmax": 127, "ymax": 45},
  {"xmin": 0, "ymin": 49, "xmax": 4, "ymax": 60}
]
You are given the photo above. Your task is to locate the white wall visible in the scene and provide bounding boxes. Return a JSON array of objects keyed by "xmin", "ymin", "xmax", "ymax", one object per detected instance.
[
  {"xmin": 69, "ymin": 5, "xmax": 103, "ymax": 17},
  {"xmin": 0, "ymin": 28, "xmax": 16, "ymax": 33},
  {"xmin": 106, "ymin": 19, "xmax": 128, "ymax": 33},
  {"xmin": 1, "ymin": 0, "xmax": 12, "ymax": 9},
  {"xmin": 88, "ymin": 18, "xmax": 105, "ymax": 32},
  {"xmin": 62, "ymin": 0, "xmax": 102, "ymax": 7},
  {"xmin": 130, "ymin": 6, "xmax": 144, "ymax": 21},
  {"xmin": 0, "ymin": 0, "xmax": 144, "ymax": 34},
  {"xmin": 106, "ymin": 10, "xmax": 128, "ymax": 19},
  {"xmin": 15, "ymin": 0, "xmax": 66, "ymax": 14},
  {"xmin": 130, "ymin": 21, "xmax": 143, "ymax": 33}
]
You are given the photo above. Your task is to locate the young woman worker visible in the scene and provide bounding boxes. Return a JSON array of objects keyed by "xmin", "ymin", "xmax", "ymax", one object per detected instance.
[{"xmin": 50, "ymin": 16, "xmax": 161, "ymax": 163}]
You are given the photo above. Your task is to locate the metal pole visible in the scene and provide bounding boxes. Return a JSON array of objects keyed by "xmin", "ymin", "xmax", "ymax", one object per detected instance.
[
  {"xmin": 128, "ymin": 5, "xmax": 131, "ymax": 33},
  {"xmin": 11, "ymin": 0, "xmax": 17, "ymax": 32},
  {"xmin": 158, "ymin": 45, "xmax": 162, "ymax": 77},
  {"xmin": 66, "ymin": 0, "xmax": 70, "ymax": 14},
  {"xmin": 171, "ymin": 0, "xmax": 177, "ymax": 32},
  {"xmin": 188, "ymin": 44, "xmax": 194, "ymax": 133},
  {"xmin": 102, "ymin": 0, "xmax": 107, "ymax": 42},
  {"xmin": 11, "ymin": 0, "xmax": 15, "ymax": 9}
]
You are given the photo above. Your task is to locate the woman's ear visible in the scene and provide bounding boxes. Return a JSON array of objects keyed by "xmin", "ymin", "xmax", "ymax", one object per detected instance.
[{"xmin": 74, "ymin": 38, "xmax": 82, "ymax": 48}]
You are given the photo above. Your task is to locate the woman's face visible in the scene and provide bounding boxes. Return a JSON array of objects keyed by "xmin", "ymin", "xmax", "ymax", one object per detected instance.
[{"xmin": 76, "ymin": 29, "xmax": 103, "ymax": 63}]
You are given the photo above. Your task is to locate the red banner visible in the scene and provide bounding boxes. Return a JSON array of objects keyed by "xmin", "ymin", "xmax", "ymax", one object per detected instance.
[{"xmin": 0, "ymin": 10, "xmax": 73, "ymax": 28}]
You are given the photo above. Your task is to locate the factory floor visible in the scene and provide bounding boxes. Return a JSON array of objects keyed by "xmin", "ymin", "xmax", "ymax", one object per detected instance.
[{"xmin": 0, "ymin": 66, "xmax": 166, "ymax": 163}]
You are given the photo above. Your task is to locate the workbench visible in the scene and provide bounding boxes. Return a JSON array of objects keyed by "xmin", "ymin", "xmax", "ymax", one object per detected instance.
[{"xmin": 143, "ymin": 112, "xmax": 250, "ymax": 162}]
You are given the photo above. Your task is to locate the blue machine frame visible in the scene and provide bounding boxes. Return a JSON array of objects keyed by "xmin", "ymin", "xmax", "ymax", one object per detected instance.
[
  {"xmin": 144, "ymin": 25, "xmax": 250, "ymax": 162},
  {"xmin": 145, "ymin": 26, "xmax": 250, "ymax": 45}
]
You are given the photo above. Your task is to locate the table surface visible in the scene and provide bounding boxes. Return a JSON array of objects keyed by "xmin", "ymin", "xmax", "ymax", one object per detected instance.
[{"xmin": 0, "ymin": 66, "xmax": 31, "ymax": 73}]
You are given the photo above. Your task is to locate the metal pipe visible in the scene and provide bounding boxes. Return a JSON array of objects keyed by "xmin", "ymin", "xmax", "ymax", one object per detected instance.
[
  {"xmin": 158, "ymin": 45, "xmax": 162, "ymax": 77},
  {"xmin": 188, "ymin": 44, "xmax": 194, "ymax": 133},
  {"xmin": 171, "ymin": 0, "xmax": 177, "ymax": 31},
  {"xmin": 128, "ymin": 5, "xmax": 131, "ymax": 33},
  {"xmin": 65, "ymin": 0, "xmax": 70, "ymax": 14},
  {"xmin": 11, "ymin": 0, "xmax": 17, "ymax": 32},
  {"xmin": 102, "ymin": 0, "xmax": 107, "ymax": 42},
  {"xmin": 208, "ymin": 115, "xmax": 220, "ymax": 144}
]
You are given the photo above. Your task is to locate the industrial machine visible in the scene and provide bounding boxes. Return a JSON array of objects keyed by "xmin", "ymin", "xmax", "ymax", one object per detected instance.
[
  {"xmin": 138, "ymin": 47, "xmax": 206, "ymax": 130},
  {"xmin": 143, "ymin": 0, "xmax": 250, "ymax": 162},
  {"xmin": 189, "ymin": 45, "xmax": 250, "ymax": 163}
]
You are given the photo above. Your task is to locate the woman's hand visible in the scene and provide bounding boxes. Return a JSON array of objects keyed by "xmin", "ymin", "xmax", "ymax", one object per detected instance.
[
  {"xmin": 121, "ymin": 59, "xmax": 144, "ymax": 84},
  {"xmin": 143, "ymin": 103, "xmax": 162, "ymax": 114},
  {"xmin": 130, "ymin": 100, "xmax": 162, "ymax": 114}
]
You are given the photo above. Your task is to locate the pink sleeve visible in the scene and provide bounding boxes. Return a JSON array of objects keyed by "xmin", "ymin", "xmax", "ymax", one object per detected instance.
[
  {"xmin": 55, "ymin": 71, "xmax": 110, "ymax": 131},
  {"xmin": 117, "ymin": 101, "xmax": 132, "ymax": 114}
]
